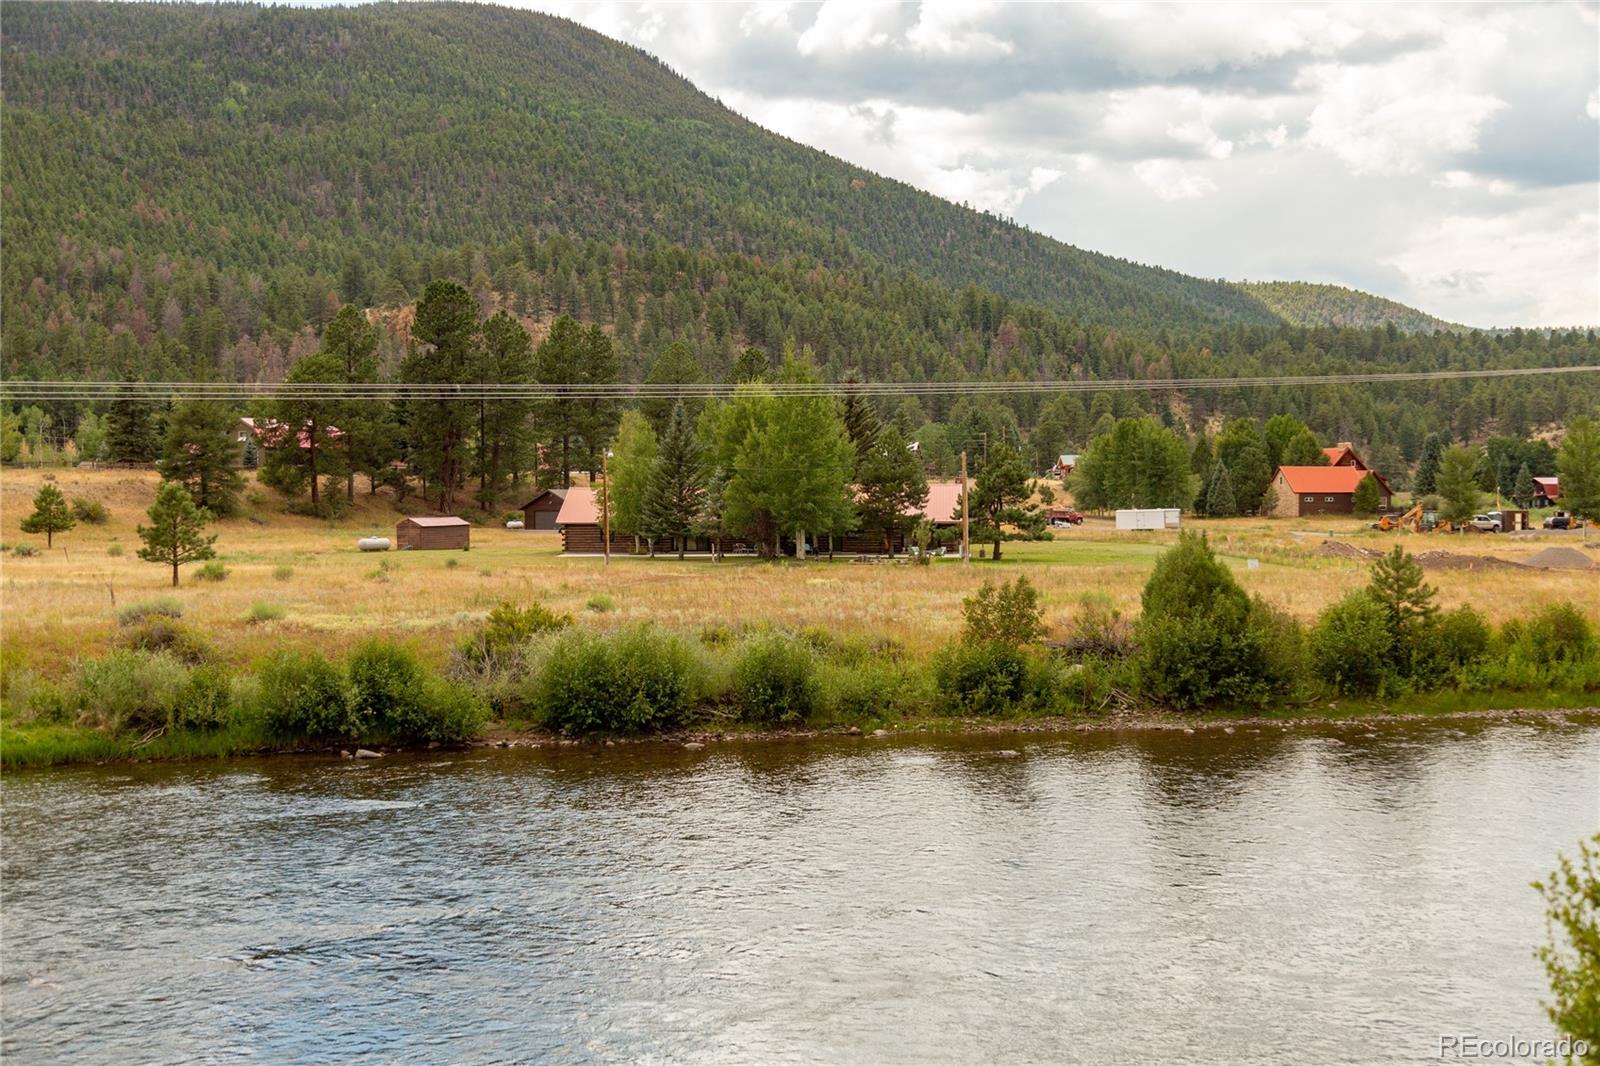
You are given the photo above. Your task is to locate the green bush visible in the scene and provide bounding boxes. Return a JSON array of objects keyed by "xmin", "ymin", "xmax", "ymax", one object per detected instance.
[
  {"xmin": 699, "ymin": 624, "xmax": 734, "ymax": 648},
  {"xmin": 962, "ymin": 575, "xmax": 1045, "ymax": 646},
  {"xmin": 176, "ymin": 663, "xmax": 238, "ymax": 730},
  {"xmin": 933, "ymin": 641, "xmax": 1028, "ymax": 715},
  {"xmin": 193, "ymin": 560, "xmax": 230, "ymax": 582},
  {"xmin": 1250, "ymin": 598, "xmax": 1309, "ymax": 699},
  {"xmin": 245, "ymin": 601, "xmax": 286, "ymax": 625},
  {"xmin": 118, "ymin": 617, "xmax": 214, "ymax": 664},
  {"xmin": 1433, "ymin": 606, "xmax": 1492, "ymax": 669},
  {"xmin": 732, "ymin": 634, "xmax": 818, "ymax": 724},
  {"xmin": 1515, "ymin": 603, "xmax": 1596, "ymax": 666},
  {"xmin": 1311, "ymin": 591, "xmax": 1394, "ymax": 696},
  {"xmin": 347, "ymin": 639, "xmax": 486, "ymax": 743},
  {"xmin": 815, "ymin": 661, "xmax": 905, "ymax": 721},
  {"xmin": 118, "ymin": 597, "xmax": 183, "ymax": 626},
  {"xmin": 586, "ymin": 593, "xmax": 616, "ymax": 613},
  {"xmin": 1059, "ymin": 593, "xmax": 1133, "ymax": 660},
  {"xmin": 462, "ymin": 601, "xmax": 572, "ymax": 664},
  {"xmin": 272, "ymin": 565, "xmax": 294, "ymax": 581},
  {"xmin": 72, "ymin": 650, "xmax": 190, "ymax": 732},
  {"xmin": 107, "ymin": 542, "xmax": 125, "ymax": 557},
  {"xmin": 70, "ymin": 497, "xmax": 110, "ymax": 524},
  {"xmin": 532, "ymin": 626, "xmax": 693, "ymax": 734},
  {"xmin": 11, "ymin": 543, "xmax": 40, "ymax": 558},
  {"xmin": 258, "ymin": 649, "xmax": 354, "ymax": 739}
]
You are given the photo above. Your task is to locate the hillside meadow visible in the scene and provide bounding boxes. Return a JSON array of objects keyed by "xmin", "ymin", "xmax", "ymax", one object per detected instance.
[{"xmin": 3, "ymin": 468, "xmax": 1596, "ymax": 684}]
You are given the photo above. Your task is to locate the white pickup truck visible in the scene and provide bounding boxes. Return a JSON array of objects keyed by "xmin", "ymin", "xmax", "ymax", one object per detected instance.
[{"xmin": 1468, "ymin": 512, "xmax": 1505, "ymax": 532}]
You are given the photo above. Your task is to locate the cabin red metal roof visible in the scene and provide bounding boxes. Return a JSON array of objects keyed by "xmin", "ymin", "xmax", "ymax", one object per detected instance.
[
  {"xmin": 555, "ymin": 481, "xmax": 969, "ymax": 527},
  {"xmin": 1277, "ymin": 465, "xmax": 1388, "ymax": 494}
]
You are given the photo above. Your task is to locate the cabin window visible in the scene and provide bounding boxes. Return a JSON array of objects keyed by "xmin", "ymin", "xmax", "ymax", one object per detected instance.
[
  {"xmin": 1304, "ymin": 496, "xmax": 1314, "ymax": 502},
  {"xmin": 1325, "ymin": 497, "xmax": 1334, "ymax": 502}
]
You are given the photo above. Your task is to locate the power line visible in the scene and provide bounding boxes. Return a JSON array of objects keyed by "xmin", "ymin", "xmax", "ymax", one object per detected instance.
[{"xmin": 1, "ymin": 364, "xmax": 1596, "ymax": 401}]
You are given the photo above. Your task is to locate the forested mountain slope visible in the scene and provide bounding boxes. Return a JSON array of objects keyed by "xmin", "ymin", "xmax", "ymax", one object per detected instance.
[
  {"xmin": 5, "ymin": 0, "xmax": 1292, "ymax": 331},
  {"xmin": 1237, "ymin": 282, "xmax": 1464, "ymax": 333}
]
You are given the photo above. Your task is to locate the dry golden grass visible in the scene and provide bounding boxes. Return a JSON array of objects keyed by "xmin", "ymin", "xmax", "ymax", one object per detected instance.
[{"xmin": 3, "ymin": 468, "xmax": 1596, "ymax": 679}]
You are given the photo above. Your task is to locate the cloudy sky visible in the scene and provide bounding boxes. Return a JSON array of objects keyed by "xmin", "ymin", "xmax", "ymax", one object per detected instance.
[{"xmin": 511, "ymin": 1, "xmax": 1597, "ymax": 327}]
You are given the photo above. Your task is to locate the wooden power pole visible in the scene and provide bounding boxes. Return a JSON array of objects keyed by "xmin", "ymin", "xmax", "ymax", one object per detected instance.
[
  {"xmin": 960, "ymin": 450, "xmax": 970, "ymax": 563},
  {"xmin": 601, "ymin": 450, "xmax": 611, "ymax": 567}
]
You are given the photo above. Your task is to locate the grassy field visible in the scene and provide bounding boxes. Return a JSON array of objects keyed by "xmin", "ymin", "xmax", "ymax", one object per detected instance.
[{"xmin": 3, "ymin": 468, "xmax": 1598, "ymax": 683}]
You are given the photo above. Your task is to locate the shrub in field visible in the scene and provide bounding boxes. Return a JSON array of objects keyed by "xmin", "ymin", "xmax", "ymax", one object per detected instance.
[
  {"xmin": 193, "ymin": 560, "xmax": 230, "ymax": 582},
  {"xmin": 347, "ymin": 640, "xmax": 486, "ymax": 743},
  {"xmin": 962, "ymin": 575, "xmax": 1045, "ymax": 646},
  {"xmin": 456, "ymin": 601, "xmax": 572, "ymax": 671},
  {"xmin": 1311, "ymin": 591, "xmax": 1394, "ymax": 696},
  {"xmin": 72, "ymin": 650, "xmax": 190, "ymax": 732},
  {"xmin": 1250, "ymin": 598, "xmax": 1310, "ymax": 699},
  {"xmin": 586, "ymin": 594, "xmax": 616, "ymax": 613},
  {"xmin": 532, "ymin": 626, "xmax": 693, "ymax": 734},
  {"xmin": 1513, "ymin": 603, "xmax": 1597, "ymax": 667},
  {"xmin": 175, "ymin": 663, "xmax": 238, "ymax": 730},
  {"xmin": 1433, "ymin": 606, "xmax": 1492, "ymax": 669},
  {"xmin": 816, "ymin": 661, "xmax": 918, "ymax": 721},
  {"xmin": 106, "ymin": 542, "xmax": 125, "ymax": 557},
  {"xmin": 258, "ymin": 649, "xmax": 355, "ymax": 740},
  {"xmin": 1058, "ymin": 593, "xmax": 1134, "ymax": 660},
  {"xmin": 71, "ymin": 497, "xmax": 110, "ymax": 524},
  {"xmin": 3, "ymin": 669, "xmax": 69, "ymax": 725},
  {"xmin": 118, "ymin": 597, "xmax": 183, "ymax": 625},
  {"xmin": 933, "ymin": 641, "xmax": 1028, "ymax": 715},
  {"xmin": 118, "ymin": 617, "xmax": 214, "ymax": 664},
  {"xmin": 246, "ymin": 602, "xmax": 285, "ymax": 625},
  {"xmin": 1134, "ymin": 533, "xmax": 1285, "ymax": 708},
  {"xmin": 699, "ymin": 624, "xmax": 734, "ymax": 648},
  {"xmin": 272, "ymin": 565, "xmax": 294, "ymax": 581},
  {"xmin": 732, "ymin": 634, "xmax": 818, "ymax": 724},
  {"xmin": 11, "ymin": 543, "xmax": 40, "ymax": 558}
]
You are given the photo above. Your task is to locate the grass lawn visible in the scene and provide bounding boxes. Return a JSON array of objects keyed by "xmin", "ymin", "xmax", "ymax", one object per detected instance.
[{"xmin": 3, "ymin": 468, "xmax": 1597, "ymax": 684}]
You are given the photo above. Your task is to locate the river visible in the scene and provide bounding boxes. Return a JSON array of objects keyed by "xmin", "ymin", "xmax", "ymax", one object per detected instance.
[{"xmin": 3, "ymin": 717, "xmax": 1596, "ymax": 1064}]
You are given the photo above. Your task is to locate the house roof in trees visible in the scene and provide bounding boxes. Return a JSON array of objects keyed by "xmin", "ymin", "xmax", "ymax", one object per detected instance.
[
  {"xmin": 1322, "ymin": 442, "xmax": 1367, "ymax": 469},
  {"xmin": 1533, "ymin": 477, "xmax": 1561, "ymax": 499},
  {"xmin": 922, "ymin": 481, "xmax": 965, "ymax": 525},
  {"xmin": 1277, "ymin": 465, "xmax": 1390, "ymax": 495},
  {"xmin": 398, "ymin": 516, "xmax": 470, "ymax": 527},
  {"xmin": 519, "ymin": 488, "xmax": 568, "ymax": 510},
  {"xmin": 238, "ymin": 416, "xmax": 342, "ymax": 449},
  {"xmin": 555, "ymin": 487, "xmax": 600, "ymax": 525}
]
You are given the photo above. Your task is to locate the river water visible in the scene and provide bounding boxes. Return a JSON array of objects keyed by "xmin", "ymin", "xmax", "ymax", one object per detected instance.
[{"xmin": 3, "ymin": 718, "xmax": 1596, "ymax": 1064}]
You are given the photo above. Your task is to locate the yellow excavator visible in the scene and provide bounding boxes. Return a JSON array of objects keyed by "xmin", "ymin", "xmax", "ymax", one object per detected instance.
[{"xmin": 1373, "ymin": 504, "xmax": 1452, "ymax": 533}]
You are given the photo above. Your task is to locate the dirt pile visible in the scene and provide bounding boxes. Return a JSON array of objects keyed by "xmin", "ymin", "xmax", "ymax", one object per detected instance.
[
  {"xmin": 1412, "ymin": 550, "xmax": 1527, "ymax": 572},
  {"xmin": 1522, "ymin": 546, "xmax": 1597, "ymax": 571},
  {"xmin": 1315, "ymin": 540, "xmax": 1382, "ymax": 561}
]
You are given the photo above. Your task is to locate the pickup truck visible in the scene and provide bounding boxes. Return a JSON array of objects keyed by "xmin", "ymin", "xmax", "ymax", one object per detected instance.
[{"xmin": 1049, "ymin": 510, "xmax": 1084, "ymax": 527}]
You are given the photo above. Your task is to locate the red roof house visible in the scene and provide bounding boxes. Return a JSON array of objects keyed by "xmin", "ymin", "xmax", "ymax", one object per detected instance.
[{"xmin": 1271, "ymin": 465, "xmax": 1392, "ymax": 517}]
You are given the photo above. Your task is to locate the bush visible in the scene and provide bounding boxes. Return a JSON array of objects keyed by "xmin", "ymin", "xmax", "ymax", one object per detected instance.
[
  {"xmin": 118, "ymin": 617, "xmax": 214, "ymax": 664},
  {"xmin": 531, "ymin": 626, "xmax": 693, "ymax": 734},
  {"xmin": 962, "ymin": 575, "xmax": 1045, "ymax": 646},
  {"xmin": 118, "ymin": 597, "xmax": 184, "ymax": 626},
  {"xmin": 272, "ymin": 565, "xmax": 294, "ymax": 581},
  {"xmin": 258, "ymin": 649, "xmax": 355, "ymax": 740},
  {"xmin": 175, "ymin": 663, "xmax": 238, "ymax": 730},
  {"xmin": 11, "ymin": 543, "xmax": 40, "ymax": 557},
  {"xmin": 732, "ymin": 634, "xmax": 818, "ymax": 724},
  {"xmin": 107, "ymin": 542, "xmax": 125, "ymax": 557},
  {"xmin": 1058, "ymin": 593, "xmax": 1133, "ymax": 660},
  {"xmin": 456, "ymin": 601, "xmax": 572, "ymax": 670},
  {"xmin": 815, "ymin": 661, "xmax": 907, "ymax": 721},
  {"xmin": 71, "ymin": 497, "xmax": 110, "ymax": 524},
  {"xmin": 1515, "ymin": 603, "xmax": 1597, "ymax": 666},
  {"xmin": 586, "ymin": 594, "xmax": 616, "ymax": 613},
  {"xmin": 1433, "ymin": 606, "xmax": 1492, "ymax": 669},
  {"xmin": 1311, "ymin": 591, "xmax": 1394, "ymax": 696},
  {"xmin": 933, "ymin": 641, "xmax": 1028, "ymax": 715},
  {"xmin": 193, "ymin": 560, "xmax": 230, "ymax": 582},
  {"xmin": 1250, "ymin": 598, "xmax": 1309, "ymax": 699},
  {"xmin": 347, "ymin": 639, "xmax": 486, "ymax": 743},
  {"xmin": 246, "ymin": 602, "xmax": 285, "ymax": 625},
  {"xmin": 699, "ymin": 624, "xmax": 734, "ymax": 648},
  {"xmin": 72, "ymin": 650, "xmax": 190, "ymax": 732}
]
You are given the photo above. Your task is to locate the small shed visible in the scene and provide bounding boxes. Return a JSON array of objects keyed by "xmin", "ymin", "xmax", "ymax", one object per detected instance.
[
  {"xmin": 519, "ymin": 488, "xmax": 568, "ymax": 531},
  {"xmin": 396, "ymin": 515, "xmax": 470, "ymax": 550}
]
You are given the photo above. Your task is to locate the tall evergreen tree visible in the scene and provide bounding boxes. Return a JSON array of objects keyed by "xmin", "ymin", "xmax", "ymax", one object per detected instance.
[
  {"xmin": 1213, "ymin": 419, "xmax": 1274, "ymax": 513},
  {"xmin": 1514, "ymin": 461, "xmax": 1537, "ymax": 508},
  {"xmin": 137, "ymin": 481, "xmax": 217, "ymax": 587},
  {"xmin": 640, "ymin": 341, "xmax": 706, "ymax": 433},
  {"xmin": 1413, "ymin": 432, "xmax": 1447, "ymax": 495},
  {"xmin": 730, "ymin": 346, "xmax": 768, "ymax": 384},
  {"xmin": 856, "ymin": 424, "xmax": 928, "ymax": 557},
  {"xmin": 839, "ymin": 377, "xmax": 882, "ymax": 466},
  {"xmin": 320, "ymin": 304, "xmax": 383, "ymax": 502},
  {"xmin": 19, "ymin": 483, "xmax": 75, "ymax": 546},
  {"xmin": 1203, "ymin": 461, "xmax": 1238, "ymax": 518},
  {"xmin": 477, "ymin": 310, "xmax": 534, "ymax": 511},
  {"xmin": 969, "ymin": 441, "xmax": 1033, "ymax": 561},
  {"xmin": 641, "ymin": 402, "xmax": 706, "ymax": 559},
  {"xmin": 266, "ymin": 352, "xmax": 345, "ymax": 510},
  {"xmin": 160, "ymin": 398, "xmax": 245, "ymax": 516},
  {"xmin": 107, "ymin": 387, "xmax": 161, "ymax": 464},
  {"xmin": 1351, "ymin": 473, "xmax": 1381, "ymax": 515},
  {"xmin": 1435, "ymin": 445, "xmax": 1481, "ymax": 525},
  {"xmin": 404, "ymin": 279, "xmax": 479, "ymax": 509}
]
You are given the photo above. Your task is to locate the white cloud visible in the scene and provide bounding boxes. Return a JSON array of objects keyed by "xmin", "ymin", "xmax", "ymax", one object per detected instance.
[
  {"xmin": 795, "ymin": 0, "xmax": 900, "ymax": 56},
  {"xmin": 1132, "ymin": 160, "xmax": 1219, "ymax": 200}
]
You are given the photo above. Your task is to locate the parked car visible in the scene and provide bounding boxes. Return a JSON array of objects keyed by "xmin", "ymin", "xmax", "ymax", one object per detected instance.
[
  {"xmin": 1469, "ymin": 512, "xmax": 1503, "ymax": 532},
  {"xmin": 1049, "ymin": 510, "xmax": 1084, "ymax": 528}
]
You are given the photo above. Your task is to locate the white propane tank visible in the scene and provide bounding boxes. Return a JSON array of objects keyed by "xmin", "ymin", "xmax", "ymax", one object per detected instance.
[
  {"xmin": 358, "ymin": 536, "xmax": 391, "ymax": 552},
  {"xmin": 506, "ymin": 520, "xmax": 525, "ymax": 530}
]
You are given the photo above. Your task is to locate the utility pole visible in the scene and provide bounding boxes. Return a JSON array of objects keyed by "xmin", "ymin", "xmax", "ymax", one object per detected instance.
[
  {"xmin": 960, "ymin": 450, "xmax": 970, "ymax": 564},
  {"xmin": 601, "ymin": 450, "xmax": 610, "ymax": 567}
]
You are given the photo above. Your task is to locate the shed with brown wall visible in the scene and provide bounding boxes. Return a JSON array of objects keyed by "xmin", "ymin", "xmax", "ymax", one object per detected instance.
[{"xmin": 396, "ymin": 516, "xmax": 471, "ymax": 550}]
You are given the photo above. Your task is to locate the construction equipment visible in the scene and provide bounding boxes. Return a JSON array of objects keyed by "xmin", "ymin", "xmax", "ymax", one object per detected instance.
[{"xmin": 1373, "ymin": 504, "xmax": 1453, "ymax": 533}]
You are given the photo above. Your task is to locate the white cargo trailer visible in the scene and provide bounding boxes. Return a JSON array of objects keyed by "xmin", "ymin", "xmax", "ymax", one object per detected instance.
[{"xmin": 1115, "ymin": 508, "xmax": 1181, "ymax": 530}]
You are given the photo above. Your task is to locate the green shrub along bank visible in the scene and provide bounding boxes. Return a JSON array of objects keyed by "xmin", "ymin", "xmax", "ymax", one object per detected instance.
[{"xmin": 4, "ymin": 541, "xmax": 1599, "ymax": 766}]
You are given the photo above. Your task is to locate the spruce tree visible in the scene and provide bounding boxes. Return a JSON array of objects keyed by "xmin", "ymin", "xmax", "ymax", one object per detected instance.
[
  {"xmin": 856, "ymin": 424, "xmax": 928, "ymax": 557},
  {"xmin": 19, "ymin": 483, "xmax": 75, "ymax": 546},
  {"xmin": 1413, "ymin": 433, "xmax": 1446, "ymax": 495},
  {"xmin": 160, "ymin": 398, "xmax": 245, "ymax": 516},
  {"xmin": 1366, "ymin": 546, "xmax": 1438, "ymax": 674},
  {"xmin": 969, "ymin": 442, "xmax": 1033, "ymax": 561},
  {"xmin": 839, "ymin": 378, "xmax": 882, "ymax": 466},
  {"xmin": 320, "ymin": 304, "xmax": 384, "ymax": 502},
  {"xmin": 107, "ymin": 388, "xmax": 161, "ymax": 464},
  {"xmin": 641, "ymin": 402, "xmax": 706, "ymax": 559},
  {"xmin": 268, "ymin": 351, "xmax": 345, "ymax": 510},
  {"xmin": 137, "ymin": 481, "xmax": 217, "ymax": 587},
  {"xmin": 1514, "ymin": 461, "xmax": 1536, "ymax": 508},
  {"xmin": 641, "ymin": 342, "xmax": 706, "ymax": 433},
  {"xmin": 477, "ymin": 310, "xmax": 534, "ymax": 511},
  {"xmin": 1351, "ymin": 473, "xmax": 1381, "ymax": 516},
  {"xmin": 404, "ymin": 279, "xmax": 479, "ymax": 508},
  {"xmin": 1435, "ymin": 445, "xmax": 1481, "ymax": 525},
  {"xmin": 1204, "ymin": 461, "xmax": 1238, "ymax": 517},
  {"xmin": 730, "ymin": 347, "xmax": 768, "ymax": 384}
]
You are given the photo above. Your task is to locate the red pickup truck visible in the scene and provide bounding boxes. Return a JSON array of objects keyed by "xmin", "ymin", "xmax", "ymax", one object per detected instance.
[{"xmin": 1048, "ymin": 509, "xmax": 1084, "ymax": 527}]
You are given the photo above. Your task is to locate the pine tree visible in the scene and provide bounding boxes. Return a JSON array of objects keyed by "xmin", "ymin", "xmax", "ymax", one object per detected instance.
[
  {"xmin": 19, "ymin": 483, "xmax": 75, "ymax": 546},
  {"xmin": 1435, "ymin": 445, "xmax": 1481, "ymax": 525},
  {"xmin": 404, "ymin": 279, "xmax": 480, "ymax": 508},
  {"xmin": 1558, "ymin": 414, "xmax": 1600, "ymax": 531},
  {"xmin": 730, "ymin": 346, "xmax": 768, "ymax": 384},
  {"xmin": 320, "ymin": 304, "xmax": 383, "ymax": 502},
  {"xmin": 1214, "ymin": 419, "xmax": 1273, "ymax": 513},
  {"xmin": 160, "ymin": 398, "xmax": 245, "ymax": 516},
  {"xmin": 267, "ymin": 351, "xmax": 345, "ymax": 510},
  {"xmin": 857, "ymin": 424, "xmax": 928, "ymax": 556},
  {"xmin": 641, "ymin": 402, "xmax": 706, "ymax": 559},
  {"xmin": 839, "ymin": 378, "xmax": 882, "ymax": 466},
  {"xmin": 1514, "ymin": 461, "xmax": 1537, "ymax": 508},
  {"xmin": 641, "ymin": 341, "xmax": 706, "ymax": 433},
  {"xmin": 1413, "ymin": 432, "xmax": 1447, "ymax": 495},
  {"xmin": 137, "ymin": 481, "xmax": 217, "ymax": 587},
  {"xmin": 969, "ymin": 441, "xmax": 1033, "ymax": 561},
  {"xmin": 477, "ymin": 310, "xmax": 534, "ymax": 511},
  {"xmin": 1366, "ymin": 546, "xmax": 1438, "ymax": 673},
  {"xmin": 107, "ymin": 388, "xmax": 161, "ymax": 464},
  {"xmin": 1351, "ymin": 473, "xmax": 1381, "ymax": 515},
  {"xmin": 1203, "ymin": 461, "xmax": 1238, "ymax": 517}
]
